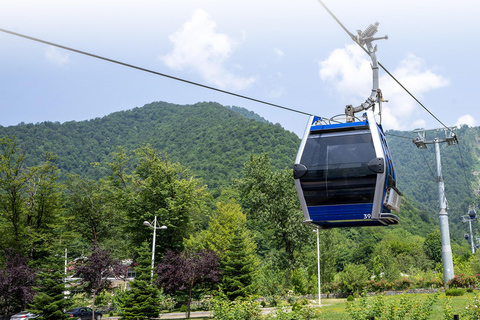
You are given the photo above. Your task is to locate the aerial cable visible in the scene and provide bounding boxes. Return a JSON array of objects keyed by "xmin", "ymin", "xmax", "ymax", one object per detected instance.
[
  {"xmin": 315, "ymin": 0, "xmax": 355, "ymax": 41},
  {"xmin": 456, "ymin": 142, "xmax": 472, "ymax": 192},
  {"xmin": 0, "ymin": 27, "xmax": 312, "ymax": 117},
  {"xmin": 316, "ymin": 0, "xmax": 453, "ymax": 134},
  {"xmin": 419, "ymin": 148, "xmax": 436, "ymax": 180},
  {"xmin": 378, "ymin": 63, "xmax": 452, "ymax": 132},
  {"xmin": 385, "ymin": 132, "xmax": 414, "ymax": 140}
]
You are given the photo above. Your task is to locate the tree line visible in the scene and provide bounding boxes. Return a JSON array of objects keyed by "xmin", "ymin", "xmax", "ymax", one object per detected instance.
[{"xmin": 2, "ymin": 133, "xmax": 480, "ymax": 319}]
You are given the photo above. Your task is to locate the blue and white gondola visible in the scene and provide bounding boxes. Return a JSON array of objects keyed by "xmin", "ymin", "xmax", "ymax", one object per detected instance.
[{"xmin": 293, "ymin": 110, "xmax": 401, "ymax": 228}]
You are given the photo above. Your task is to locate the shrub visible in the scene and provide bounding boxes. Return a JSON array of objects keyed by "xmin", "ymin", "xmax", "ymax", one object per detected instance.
[
  {"xmin": 463, "ymin": 295, "xmax": 480, "ymax": 318},
  {"xmin": 338, "ymin": 263, "xmax": 369, "ymax": 294},
  {"xmin": 211, "ymin": 297, "xmax": 261, "ymax": 320},
  {"xmin": 394, "ymin": 278, "xmax": 412, "ymax": 291},
  {"xmin": 264, "ymin": 304, "xmax": 321, "ymax": 320},
  {"xmin": 290, "ymin": 268, "xmax": 309, "ymax": 295},
  {"xmin": 346, "ymin": 291, "xmax": 439, "ymax": 320},
  {"xmin": 322, "ymin": 282, "xmax": 339, "ymax": 294},
  {"xmin": 365, "ymin": 279, "xmax": 393, "ymax": 292},
  {"xmin": 445, "ymin": 288, "xmax": 465, "ymax": 296},
  {"xmin": 291, "ymin": 305, "xmax": 322, "ymax": 320},
  {"xmin": 291, "ymin": 301, "xmax": 302, "ymax": 312},
  {"xmin": 447, "ymin": 273, "xmax": 476, "ymax": 288},
  {"xmin": 347, "ymin": 295, "xmax": 355, "ymax": 302},
  {"xmin": 180, "ymin": 305, "xmax": 188, "ymax": 313},
  {"xmin": 425, "ymin": 277, "xmax": 443, "ymax": 288},
  {"xmin": 158, "ymin": 294, "xmax": 176, "ymax": 312}
]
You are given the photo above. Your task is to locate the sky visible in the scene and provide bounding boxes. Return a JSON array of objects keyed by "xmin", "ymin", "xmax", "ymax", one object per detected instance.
[{"xmin": 1, "ymin": 0, "xmax": 479, "ymax": 137}]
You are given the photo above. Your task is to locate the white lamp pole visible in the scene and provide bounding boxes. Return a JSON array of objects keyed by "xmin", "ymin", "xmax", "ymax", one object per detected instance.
[
  {"xmin": 144, "ymin": 216, "xmax": 167, "ymax": 282},
  {"xmin": 314, "ymin": 229, "xmax": 321, "ymax": 306}
]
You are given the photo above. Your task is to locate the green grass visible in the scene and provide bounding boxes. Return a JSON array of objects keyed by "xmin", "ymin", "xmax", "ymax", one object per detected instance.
[
  {"xmin": 318, "ymin": 298, "xmax": 349, "ymax": 319},
  {"xmin": 151, "ymin": 293, "xmax": 479, "ymax": 319},
  {"xmin": 318, "ymin": 292, "xmax": 476, "ymax": 319}
]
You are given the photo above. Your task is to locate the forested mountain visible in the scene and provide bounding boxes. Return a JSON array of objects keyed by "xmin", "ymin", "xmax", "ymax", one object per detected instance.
[
  {"xmin": 1, "ymin": 101, "xmax": 479, "ymax": 243},
  {"xmin": 4, "ymin": 100, "xmax": 480, "ymax": 314},
  {"xmin": 387, "ymin": 126, "xmax": 480, "ymax": 243},
  {"xmin": 0, "ymin": 101, "xmax": 299, "ymax": 191}
]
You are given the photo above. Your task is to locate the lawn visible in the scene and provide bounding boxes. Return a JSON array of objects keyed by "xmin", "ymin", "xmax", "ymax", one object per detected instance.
[
  {"xmin": 141, "ymin": 292, "xmax": 479, "ymax": 319},
  {"xmin": 318, "ymin": 292, "xmax": 477, "ymax": 319}
]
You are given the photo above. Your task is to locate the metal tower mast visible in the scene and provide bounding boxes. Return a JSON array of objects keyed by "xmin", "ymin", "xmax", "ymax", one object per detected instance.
[
  {"xmin": 463, "ymin": 207, "xmax": 477, "ymax": 254},
  {"xmin": 413, "ymin": 128, "xmax": 457, "ymax": 284}
]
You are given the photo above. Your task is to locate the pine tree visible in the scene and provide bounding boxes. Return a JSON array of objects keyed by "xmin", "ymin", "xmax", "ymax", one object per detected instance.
[
  {"xmin": 29, "ymin": 255, "xmax": 71, "ymax": 320},
  {"xmin": 119, "ymin": 241, "xmax": 160, "ymax": 320},
  {"xmin": 220, "ymin": 227, "xmax": 258, "ymax": 300}
]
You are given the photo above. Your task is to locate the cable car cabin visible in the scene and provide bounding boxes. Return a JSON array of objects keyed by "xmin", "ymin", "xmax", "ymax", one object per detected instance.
[{"xmin": 294, "ymin": 111, "xmax": 401, "ymax": 228}]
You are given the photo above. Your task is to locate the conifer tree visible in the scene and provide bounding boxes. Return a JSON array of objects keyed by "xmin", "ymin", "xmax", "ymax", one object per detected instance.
[
  {"xmin": 184, "ymin": 201, "xmax": 258, "ymax": 301},
  {"xmin": 220, "ymin": 227, "xmax": 258, "ymax": 300},
  {"xmin": 29, "ymin": 254, "xmax": 71, "ymax": 320},
  {"xmin": 119, "ymin": 241, "xmax": 160, "ymax": 320}
]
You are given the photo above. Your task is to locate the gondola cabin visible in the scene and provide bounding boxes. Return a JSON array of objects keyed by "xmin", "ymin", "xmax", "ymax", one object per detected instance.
[{"xmin": 294, "ymin": 110, "xmax": 401, "ymax": 228}]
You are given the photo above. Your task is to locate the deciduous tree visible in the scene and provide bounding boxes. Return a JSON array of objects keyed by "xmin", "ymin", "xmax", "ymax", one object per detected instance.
[
  {"xmin": 74, "ymin": 245, "xmax": 125, "ymax": 320},
  {"xmin": 156, "ymin": 249, "xmax": 221, "ymax": 318},
  {"xmin": 0, "ymin": 136, "xmax": 34, "ymax": 250},
  {"xmin": 0, "ymin": 249, "xmax": 36, "ymax": 316},
  {"xmin": 424, "ymin": 230, "xmax": 442, "ymax": 264},
  {"xmin": 109, "ymin": 146, "xmax": 207, "ymax": 255},
  {"xmin": 238, "ymin": 153, "xmax": 310, "ymax": 267}
]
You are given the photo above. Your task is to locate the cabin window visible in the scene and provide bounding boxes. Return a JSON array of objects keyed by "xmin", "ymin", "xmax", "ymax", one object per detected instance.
[{"xmin": 300, "ymin": 130, "xmax": 377, "ymax": 206}]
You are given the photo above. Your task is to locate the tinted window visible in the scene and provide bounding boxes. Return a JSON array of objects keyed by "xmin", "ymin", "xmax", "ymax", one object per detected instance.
[{"xmin": 299, "ymin": 130, "xmax": 377, "ymax": 206}]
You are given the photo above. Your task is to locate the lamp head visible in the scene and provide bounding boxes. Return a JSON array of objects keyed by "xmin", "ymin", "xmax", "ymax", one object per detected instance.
[{"xmin": 143, "ymin": 221, "xmax": 151, "ymax": 227}]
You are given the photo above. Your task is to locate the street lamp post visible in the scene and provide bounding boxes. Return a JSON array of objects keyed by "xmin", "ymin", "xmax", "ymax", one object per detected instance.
[
  {"xmin": 143, "ymin": 216, "xmax": 167, "ymax": 282},
  {"xmin": 313, "ymin": 229, "xmax": 321, "ymax": 306}
]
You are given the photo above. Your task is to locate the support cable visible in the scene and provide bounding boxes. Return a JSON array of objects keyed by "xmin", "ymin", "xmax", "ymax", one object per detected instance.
[
  {"xmin": 385, "ymin": 132, "xmax": 415, "ymax": 140},
  {"xmin": 419, "ymin": 148, "xmax": 436, "ymax": 181},
  {"xmin": 316, "ymin": 0, "xmax": 453, "ymax": 134},
  {"xmin": 0, "ymin": 27, "xmax": 312, "ymax": 117},
  {"xmin": 457, "ymin": 142, "xmax": 472, "ymax": 192}
]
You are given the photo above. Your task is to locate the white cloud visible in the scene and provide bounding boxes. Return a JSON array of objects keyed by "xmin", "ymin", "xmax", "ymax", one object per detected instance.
[
  {"xmin": 273, "ymin": 47, "xmax": 284, "ymax": 59},
  {"xmin": 160, "ymin": 9, "xmax": 255, "ymax": 91},
  {"xmin": 45, "ymin": 46, "xmax": 69, "ymax": 66},
  {"xmin": 319, "ymin": 44, "xmax": 449, "ymax": 130},
  {"xmin": 268, "ymin": 88, "xmax": 284, "ymax": 98},
  {"xmin": 455, "ymin": 114, "xmax": 477, "ymax": 127},
  {"xmin": 319, "ymin": 44, "xmax": 371, "ymax": 99}
]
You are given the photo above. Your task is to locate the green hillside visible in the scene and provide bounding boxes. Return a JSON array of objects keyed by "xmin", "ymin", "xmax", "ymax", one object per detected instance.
[
  {"xmin": 0, "ymin": 101, "xmax": 300, "ymax": 190},
  {"xmin": 387, "ymin": 126, "xmax": 480, "ymax": 242},
  {"xmin": 4, "ymin": 100, "xmax": 480, "ymax": 314},
  {"xmin": 1, "ymin": 101, "xmax": 479, "ymax": 242}
]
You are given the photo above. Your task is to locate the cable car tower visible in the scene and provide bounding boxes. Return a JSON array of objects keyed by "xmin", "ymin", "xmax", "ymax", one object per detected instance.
[
  {"xmin": 413, "ymin": 128, "xmax": 457, "ymax": 283},
  {"xmin": 462, "ymin": 206, "xmax": 477, "ymax": 254},
  {"xmin": 294, "ymin": 22, "xmax": 402, "ymax": 229}
]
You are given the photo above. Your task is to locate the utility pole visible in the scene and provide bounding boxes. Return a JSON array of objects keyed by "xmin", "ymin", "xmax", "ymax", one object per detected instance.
[{"xmin": 413, "ymin": 127, "xmax": 457, "ymax": 284}]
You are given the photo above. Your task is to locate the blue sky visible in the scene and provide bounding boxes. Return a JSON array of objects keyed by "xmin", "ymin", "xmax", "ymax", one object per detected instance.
[{"xmin": 1, "ymin": 0, "xmax": 479, "ymax": 137}]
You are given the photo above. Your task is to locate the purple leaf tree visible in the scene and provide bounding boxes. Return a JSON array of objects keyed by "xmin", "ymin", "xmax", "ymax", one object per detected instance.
[
  {"xmin": 74, "ymin": 245, "xmax": 125, "ymax": 320},
  {"xmin": 0, "ymin": 249, "xmax": 36, "ymax": 316},
  {"xmin": 156, "ymin": 249, "xmax": 221, "ymax": 318}
]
